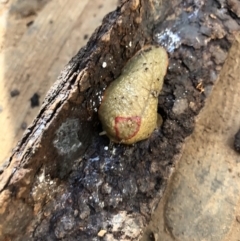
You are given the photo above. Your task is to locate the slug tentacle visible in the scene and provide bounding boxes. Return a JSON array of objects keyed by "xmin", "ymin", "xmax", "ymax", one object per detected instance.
[{"xmin": 98, "ymin": 45, "xmax": 168, "ymax": 144}]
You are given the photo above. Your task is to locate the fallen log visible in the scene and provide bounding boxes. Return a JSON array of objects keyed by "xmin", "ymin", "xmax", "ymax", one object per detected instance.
[{"xmin": 0, "ymin": 0, "xmax": 239, "ymax": 240}]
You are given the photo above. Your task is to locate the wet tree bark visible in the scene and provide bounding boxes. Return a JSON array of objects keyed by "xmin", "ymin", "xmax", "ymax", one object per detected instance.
[{"xmin": 0, "ymin": 0, "xmax": 239, "ymax": 240}]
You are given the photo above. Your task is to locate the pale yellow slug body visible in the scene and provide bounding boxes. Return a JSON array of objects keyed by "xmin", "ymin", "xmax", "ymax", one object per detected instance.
[{"xmin": 98, "ymin": 45, "xmax": 168, "ymax": 144}]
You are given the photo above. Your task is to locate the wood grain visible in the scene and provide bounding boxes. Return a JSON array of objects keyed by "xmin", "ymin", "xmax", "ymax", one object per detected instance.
[{"xmin": 0, "ymin": 0, "xmax": 118, "ymax": 165}]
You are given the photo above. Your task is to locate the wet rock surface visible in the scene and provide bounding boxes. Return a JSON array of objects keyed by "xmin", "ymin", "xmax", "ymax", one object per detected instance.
[{"xmin": 0, "ymin": 0, "xmax": 239, "ymax": 240}]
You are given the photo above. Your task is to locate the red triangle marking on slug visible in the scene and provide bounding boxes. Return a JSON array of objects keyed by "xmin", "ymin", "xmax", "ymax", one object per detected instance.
[{"xmin": 114, "ymin": 116, "xmax": 141, "ymax": 140}]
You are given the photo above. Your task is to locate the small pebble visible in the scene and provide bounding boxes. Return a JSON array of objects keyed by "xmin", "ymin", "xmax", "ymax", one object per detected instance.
[
  {"xmin": 74, "ymin": 210, "xmax": 79, "ymax": 217},
  {"xmin": 30, "ymin": 93, "xmax": 40, "ymax": 108},
  {"xmin": 26, "ymin": 20, "xmax": 34, "ymax": 27},
  {"xmin": 234, "ymin": 129, "xmax": 240, "ymax": 153},
  {"xmin": 98, "ymin": 230, "xmax": 107, "ymax": 237},
  {"xmin": 102, "ymin": 62, "xmax": 107, "ymax": 68},
  {"xmin": 10, "ymin": 89, "xmax": 20, "ymax": 97},
  {"xmin": 21, "ymin": 122, "xmax": 27, "ymax": 130}
]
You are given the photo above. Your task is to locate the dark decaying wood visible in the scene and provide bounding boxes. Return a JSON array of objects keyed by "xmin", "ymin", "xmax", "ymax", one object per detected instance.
[{"xmin": 0, "ymin": 0, "xmax": 239, "ymax": 240}]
